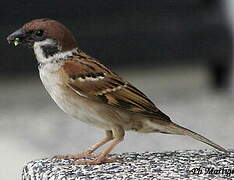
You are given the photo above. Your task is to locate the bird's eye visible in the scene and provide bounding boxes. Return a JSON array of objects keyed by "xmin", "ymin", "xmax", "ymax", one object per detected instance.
[{"xmin": 34, "ymin": 30, "xmax": 44, "ymax": 37}]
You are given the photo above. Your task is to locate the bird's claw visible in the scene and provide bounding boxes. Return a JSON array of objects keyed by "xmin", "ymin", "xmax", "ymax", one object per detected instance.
[
  {"xmin": 72, "ymin": 157, "xmax": 123, "ymax": 165},
  {"xmin": 53, "ymin": 152, "xmax": 96, "ymax": 160}
]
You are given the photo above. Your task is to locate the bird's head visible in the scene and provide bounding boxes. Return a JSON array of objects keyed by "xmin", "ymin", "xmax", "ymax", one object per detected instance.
[
  {"xmin": 7, "ymin": 18, "xmax": 77, "ymax": 64},
  {"xmin": 7, "ymin": 18, "xmax": 79, "ymax": 63}
]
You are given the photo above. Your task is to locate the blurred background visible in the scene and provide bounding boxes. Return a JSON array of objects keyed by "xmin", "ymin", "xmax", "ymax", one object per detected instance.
[{"xmin": 0, "ymin": 0, "xmax": 234, "ymax": 179}]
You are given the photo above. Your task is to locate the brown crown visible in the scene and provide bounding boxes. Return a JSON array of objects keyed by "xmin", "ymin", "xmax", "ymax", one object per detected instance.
[{"xmin": 23, "ymin": 18, "xmax": 78, "ymax": 51}]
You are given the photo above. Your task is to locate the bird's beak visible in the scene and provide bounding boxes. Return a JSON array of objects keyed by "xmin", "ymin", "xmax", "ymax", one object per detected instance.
[{"xmin": 7, "ymin": 28, "xmax": 26, "ymax": 46}]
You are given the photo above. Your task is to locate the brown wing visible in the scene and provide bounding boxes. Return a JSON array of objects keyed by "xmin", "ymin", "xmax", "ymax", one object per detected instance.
[{"xmin": 62, "ymin": 55, "xmax": 171, "ymax": 121}]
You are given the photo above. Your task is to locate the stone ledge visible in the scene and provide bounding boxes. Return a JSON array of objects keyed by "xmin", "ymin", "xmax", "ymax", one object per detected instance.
[{"xmin": 22, "ymin": 149, "xmax": 234, "ymax": 180}]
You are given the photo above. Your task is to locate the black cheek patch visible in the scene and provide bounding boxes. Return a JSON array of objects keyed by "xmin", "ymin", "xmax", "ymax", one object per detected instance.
[{"xmin": 41, "ymin": 45, "xmax": 60, "ymax": 58}]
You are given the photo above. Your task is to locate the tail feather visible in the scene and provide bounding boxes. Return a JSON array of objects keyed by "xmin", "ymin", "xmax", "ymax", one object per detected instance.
[{"xmin": 167, "ymin": 122, "xmax": 228, "ymax": 153}]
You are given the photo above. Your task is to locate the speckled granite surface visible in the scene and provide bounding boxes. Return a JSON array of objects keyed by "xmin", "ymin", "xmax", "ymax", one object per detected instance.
[{"xmin": 22, "ymin": 149, "xmax": 234, "ymax": 180}]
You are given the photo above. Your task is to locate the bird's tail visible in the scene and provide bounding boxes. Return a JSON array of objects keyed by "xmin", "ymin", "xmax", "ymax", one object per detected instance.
[{"xmin": 164, "ymin": 122, "xmax": 228, "ymax": 153}]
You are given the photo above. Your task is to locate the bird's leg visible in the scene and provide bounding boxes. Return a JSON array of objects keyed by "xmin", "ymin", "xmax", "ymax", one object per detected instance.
[
  {"xmin": 74, "ymin": 126, "xmax": 124, "ymax": 165},
  {"xmin": 53, "ymin": 130, "xmax": 113, "ymax": 160}
]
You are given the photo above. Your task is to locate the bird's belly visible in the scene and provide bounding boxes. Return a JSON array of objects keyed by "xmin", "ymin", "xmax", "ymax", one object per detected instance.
[{"xmin": 39, "ymin": 68, "xmax": 115, "ymax": 130}]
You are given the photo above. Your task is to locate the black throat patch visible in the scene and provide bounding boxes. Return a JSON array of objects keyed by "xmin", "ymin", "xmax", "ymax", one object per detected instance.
[{"xmin": 41, "ymin": 45, "xmax": 60, "ymax": 58}]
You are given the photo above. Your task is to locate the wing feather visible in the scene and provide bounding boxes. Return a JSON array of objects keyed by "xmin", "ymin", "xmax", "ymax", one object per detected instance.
[{"xmin": 62, "ymin": 56, "xmax": 171, "ymax": 121}]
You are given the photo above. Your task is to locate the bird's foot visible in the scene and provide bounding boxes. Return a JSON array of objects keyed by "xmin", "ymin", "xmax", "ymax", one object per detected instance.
[
  {"xmin": 73, "ymin": 157, "xmax": 123, "ymax": 165},
  {"xmin": 53, "ymin": 151, "xmax": 96, "ymax": 160}
]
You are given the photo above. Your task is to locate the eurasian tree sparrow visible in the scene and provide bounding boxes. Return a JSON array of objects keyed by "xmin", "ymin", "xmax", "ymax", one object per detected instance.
[{"xmin": 7, "ymin": 19, "xmax": 228, "ymax": 165}]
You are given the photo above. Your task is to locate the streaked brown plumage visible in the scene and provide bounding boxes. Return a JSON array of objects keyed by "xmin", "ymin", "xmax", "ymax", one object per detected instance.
[
  {"xmin": 63, "ymin": 56, "xmax": 170, "ymax": 120},
  {"xmin": 7, "ymin": 18, "xmax": 228, "ymax": 165}
]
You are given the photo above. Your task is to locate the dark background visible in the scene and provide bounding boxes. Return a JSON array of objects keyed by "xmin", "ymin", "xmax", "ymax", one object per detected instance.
[{"xmin": 1, "ymin": 0, "xmax": 232, "ymax": 88}]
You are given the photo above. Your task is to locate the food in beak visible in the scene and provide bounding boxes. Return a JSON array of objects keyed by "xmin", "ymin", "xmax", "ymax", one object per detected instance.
[{"xmin": 13, "ymin": 38, "xmax": 20, "ymax": 46}]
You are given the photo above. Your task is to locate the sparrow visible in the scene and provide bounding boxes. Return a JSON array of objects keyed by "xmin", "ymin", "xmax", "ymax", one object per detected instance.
[{"xmin": 7, "ymin": 18, "xmax": 228, "ymax": 165}]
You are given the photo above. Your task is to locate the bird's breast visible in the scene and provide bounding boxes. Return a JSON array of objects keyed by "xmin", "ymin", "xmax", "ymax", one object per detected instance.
[{"xmin": 39, "ymin": 64, "xmax": 123, "ymax": 130}]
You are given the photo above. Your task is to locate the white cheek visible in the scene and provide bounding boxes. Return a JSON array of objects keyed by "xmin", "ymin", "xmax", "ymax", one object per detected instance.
[
  {"xmin": 34, "ymin": 39, "xmax": 57, "ymax": 64},
  {"xmin": 34, "ymin": 44, "xmax": 46, "ymax": 63},
  {"xmin": 33, "ymin": 39, "xmax": 78, "ymax": 65}
]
